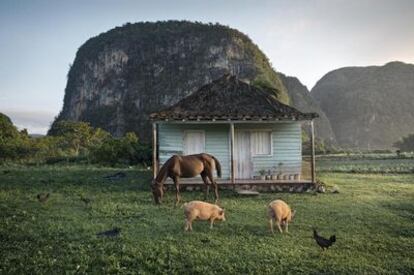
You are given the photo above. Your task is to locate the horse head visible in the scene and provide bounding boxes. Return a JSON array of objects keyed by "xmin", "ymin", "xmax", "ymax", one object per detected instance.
[{"xmin": 151, "ymin": 180, "xmax": 165, "ymax": 204}]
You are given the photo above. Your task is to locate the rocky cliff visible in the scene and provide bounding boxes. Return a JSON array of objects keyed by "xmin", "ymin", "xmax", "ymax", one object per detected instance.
[
  {"xmin": 311, "ymin": 61, "xmax": 414, "ymax": 149},
  {"xmin": 52, "ymin": 21, "xmax": 293, "ymax": 141},
  {"xmin": 278, "ymin": 73, "xmax": 335, "ymax": 143}
]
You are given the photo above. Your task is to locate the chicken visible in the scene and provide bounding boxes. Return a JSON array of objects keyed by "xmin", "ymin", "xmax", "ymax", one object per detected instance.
[
  {"xmin": 313, "ymin": 229, "xmax": 336, "ymax": 250},
  {"xmin": 80, "ymin": 196, "xmax": 91, "ymax": 205},
  {"xmin": 37, "ymin": 193, "xmax": 50, "ymax": 203}
]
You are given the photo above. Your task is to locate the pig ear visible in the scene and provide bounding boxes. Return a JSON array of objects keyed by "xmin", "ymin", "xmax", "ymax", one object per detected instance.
[{"xmin": 219, "ymin": 209, "xmax": 224, "ymax": 215}]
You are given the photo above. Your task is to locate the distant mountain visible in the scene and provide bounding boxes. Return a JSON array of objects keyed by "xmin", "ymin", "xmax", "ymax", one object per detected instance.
[
  {"xmin": 29, "ymin": 134, "xmax": 46, "ymax": 138},
  {"xmin": 278, "ymin": 73, "xmax": 336, "ymax": 144},
  {"xmin": 311, "ymin": 61, "xmax": 414, "ymax": 149}
]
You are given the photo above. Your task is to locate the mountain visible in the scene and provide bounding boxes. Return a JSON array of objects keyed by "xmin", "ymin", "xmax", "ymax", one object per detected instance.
[
  {"xmin": 51, "ymin": 21, "xmax": 292, "ymax": 141},
  {"xmin": 311, "ymin": 61, "xmax": 414, "ymax": 149},
  {"xmin": 278, "ymin": 73, "xmax": 335, "ymax": 144}
]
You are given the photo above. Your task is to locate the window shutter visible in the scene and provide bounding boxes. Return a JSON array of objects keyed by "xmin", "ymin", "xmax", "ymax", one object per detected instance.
[{"xmin": 251, "ymin": 131, "xmax": 271, "ymax": 155}]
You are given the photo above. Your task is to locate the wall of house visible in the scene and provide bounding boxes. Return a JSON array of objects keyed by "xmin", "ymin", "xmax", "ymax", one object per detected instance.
[
  {"xmin": 157, "ymin": 122, "xmax": 302, "ymax": 180},
  {"xmin": 235, "ymin": 123, "xmax": 302, "ymax": 178},
  {"xmin": 158, "ymin": 123, "xmax": 231, "ymax": 178}
]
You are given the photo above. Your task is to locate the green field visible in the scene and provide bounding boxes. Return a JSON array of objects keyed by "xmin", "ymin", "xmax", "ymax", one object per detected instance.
[
  {"xmin": 1, "ymin": 166, "xmax": 413, "ymax": 274},
  {"xmin": 317, "ymin": 154, "xmax": 414, "ymax": 173}
]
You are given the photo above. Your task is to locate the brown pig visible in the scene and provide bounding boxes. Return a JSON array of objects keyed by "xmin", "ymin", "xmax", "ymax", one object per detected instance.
[
  {"xmin": 267, "ymin": 199, "xmax": 296, "ymax": 234},
  {"xmin": 183, "ymin": 201, "xmax": 225, "ymax": 231}
]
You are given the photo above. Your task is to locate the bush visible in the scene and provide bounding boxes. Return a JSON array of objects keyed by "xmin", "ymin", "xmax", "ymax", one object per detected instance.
[
  {"xmin": 394, "ymin": 134, "xmax": 414, "ymax": 152},
  {"xmin": 90, "ymin": 132, "xmax": 151, "ymax": 166},
  {"xmin": 0, "ymin": 117, "xmax": 151, "ymax": 167}
]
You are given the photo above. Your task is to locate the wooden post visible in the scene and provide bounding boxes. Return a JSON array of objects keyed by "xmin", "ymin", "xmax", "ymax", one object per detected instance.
[
  {"xmin": 310, "ymin": 120, "xmax": 316, "ymax": 183},
  {"xmin": 152, "ymin": 123, "xmax": 158, "ymax": 179},
  {"xmin": 230, "ymin": 123, "xmax": 235, "ymax": 188}
]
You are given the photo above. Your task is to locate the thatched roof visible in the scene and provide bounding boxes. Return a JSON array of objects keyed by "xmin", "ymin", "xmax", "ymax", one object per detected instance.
[{"xmin": 150, "ymin": 74, "xmax": 318, "ymax": 121}]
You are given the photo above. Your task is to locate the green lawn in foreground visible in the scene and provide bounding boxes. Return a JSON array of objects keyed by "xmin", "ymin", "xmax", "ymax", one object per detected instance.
[{"xmin": 0, "ymin": 166, "xmax": 413, "ymax": 274}]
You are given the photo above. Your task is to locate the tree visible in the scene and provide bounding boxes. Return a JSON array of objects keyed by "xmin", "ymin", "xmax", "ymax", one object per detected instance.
[
  {"xmin": 0, "ymin": 113, "xmax": 36, "ymax": 161},
  {"xmin": 48, "ymin": 120, "xmax": 109, "ymax": 156},
  {"xmin": 90, "ymin": 132, "xmax": 151, "ymax": 166},
  {"xmin": 393, "ymin": 134, "xmax": 414, "ymax": 152},
  {"xmin": 0, "ymin": 113, "xmax": 20, "ymax": 141}
]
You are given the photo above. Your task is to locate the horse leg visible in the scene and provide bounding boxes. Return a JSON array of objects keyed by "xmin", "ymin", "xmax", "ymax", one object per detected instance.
[
  {"xmin": 201, "ymin": 173, "xmax": 210, "ymax": 201},
  {"xmin": 207, "ymin": 171, "xmax": 219, "ymax": 203},
  {"xmin": 173, "ymin": 176, "xmax": 180, "ymax": 206}
]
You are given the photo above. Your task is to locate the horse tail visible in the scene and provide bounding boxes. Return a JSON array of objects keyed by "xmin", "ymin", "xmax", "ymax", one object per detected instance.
[{"xmin": 211, "ymin": 155, "xmax": 222, "ymax": 178}]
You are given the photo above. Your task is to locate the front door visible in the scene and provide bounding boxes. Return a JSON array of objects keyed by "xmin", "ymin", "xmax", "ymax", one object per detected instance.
[{"xmin": 234, "ymin": 131, "xmax": 253, "ymax": 179}]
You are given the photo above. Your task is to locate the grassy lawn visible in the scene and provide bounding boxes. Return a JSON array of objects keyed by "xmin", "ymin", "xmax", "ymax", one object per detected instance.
[{"xmin": 0, "ymin": 166, "xmax": 413, "ymax": 274}]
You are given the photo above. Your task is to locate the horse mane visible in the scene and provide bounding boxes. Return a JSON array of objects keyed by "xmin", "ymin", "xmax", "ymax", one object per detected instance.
[{"xmin": 154, "ymin": 156, "xmax": 173, "ymax": 184}]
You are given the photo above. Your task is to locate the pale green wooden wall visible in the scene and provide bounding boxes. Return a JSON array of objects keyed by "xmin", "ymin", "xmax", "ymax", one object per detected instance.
[
  {"xmin": 235, "ymin": 123, "xmax": 302, "ymax": 177},
  {"xmin": 157, "ymin": 122, "xmax": 302, "ymax": 179},
  {"xmin": 158, "ymin": 124, "xmax": 230, "ymax": 178}
]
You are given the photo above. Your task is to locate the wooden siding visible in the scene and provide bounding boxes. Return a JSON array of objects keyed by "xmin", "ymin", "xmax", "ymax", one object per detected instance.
[
  {"xmin": 235, "ymin": 123, "xmax": 302, "ymax": 177},
  {"xmin": 157, "ymin": 122, "xmax": 302, "ymax": 180},
  {"xmin": 158, "ymin": 124, "xmax": 230, "ymax": 178}
]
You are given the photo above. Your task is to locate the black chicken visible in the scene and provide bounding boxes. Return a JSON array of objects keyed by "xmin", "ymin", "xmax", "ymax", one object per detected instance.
[
  {"xmin": 80, "ymin": 196, "xmax": 91, "ymax": 205},
  {"xmin": 313, "ymin": 229, "xmax": 336, "ymax": 250},
  {"xmin": 37, "ymin": 193, "xmax": 50, "ymax": 203}
]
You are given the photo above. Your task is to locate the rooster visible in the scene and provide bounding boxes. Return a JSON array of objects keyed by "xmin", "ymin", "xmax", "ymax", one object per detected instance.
[{"xmin": 313, "ymin": 229, "xmax": 336, "ymax": 250}]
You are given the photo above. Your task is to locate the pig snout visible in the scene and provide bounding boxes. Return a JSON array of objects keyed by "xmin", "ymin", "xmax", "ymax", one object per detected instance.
[{"xmin": 217, "ymin": 209, "xmax": 225, "ymax": 221}]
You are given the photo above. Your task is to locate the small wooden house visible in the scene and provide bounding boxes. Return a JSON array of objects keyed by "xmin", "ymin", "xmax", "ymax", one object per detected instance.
[{"xmin": 150, "ymin": 75, "xmax": 318, "ymax": 188}]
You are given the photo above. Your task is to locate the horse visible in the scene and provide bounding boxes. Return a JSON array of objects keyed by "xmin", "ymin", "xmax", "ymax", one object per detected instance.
[{"xmin": 151, "ymin": 153, "xmax": 222, "ymax": 205}]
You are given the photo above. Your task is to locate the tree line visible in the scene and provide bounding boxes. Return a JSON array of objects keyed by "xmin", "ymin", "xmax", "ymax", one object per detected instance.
[{"xmin": 0, "ymin": 113, "xmax": 151, "ymax": 166}]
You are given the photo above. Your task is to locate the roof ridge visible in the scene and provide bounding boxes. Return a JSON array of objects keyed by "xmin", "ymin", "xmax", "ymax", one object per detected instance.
[{"xmin": 150, "ymin": 74, "xmax": 318, "ymax": 121}]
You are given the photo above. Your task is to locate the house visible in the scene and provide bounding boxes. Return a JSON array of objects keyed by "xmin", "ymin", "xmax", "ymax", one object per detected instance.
[{"xmin": 150, "ymin": 74, "xmax": 318, "ymax": 188}]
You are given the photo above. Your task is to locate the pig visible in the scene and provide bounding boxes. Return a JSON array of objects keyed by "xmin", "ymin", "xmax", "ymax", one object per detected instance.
[
  {"xmin": 183, "ymin": 201, "xmax": 225, "ymax": 231},
  {"xmin": 267, "ymin": 199, "xmax": 296, "ymax": 234}
]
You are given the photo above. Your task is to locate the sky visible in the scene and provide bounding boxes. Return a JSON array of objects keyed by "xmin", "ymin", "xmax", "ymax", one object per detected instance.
[{"xmin": 0, "ymin": 0, "xmax": 413, "ymax": 134}]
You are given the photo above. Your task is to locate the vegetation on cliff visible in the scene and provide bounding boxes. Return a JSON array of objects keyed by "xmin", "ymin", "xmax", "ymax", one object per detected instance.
[
  {"xmin": 53, "ymin": 21, "xmax": 292, "ymax": 141},
  {"xmin": 278, "ymin": 73, "xmax": 335, "ymax": 144}
]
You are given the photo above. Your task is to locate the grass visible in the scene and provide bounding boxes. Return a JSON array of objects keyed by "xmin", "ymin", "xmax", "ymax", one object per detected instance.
[
  {"xmin": 317, "ymin": 156, "xmax": 414, "ymax": 173},
  {"xmin": 0, "ymin": 166, "xmax": 413, "ymax": 274}
]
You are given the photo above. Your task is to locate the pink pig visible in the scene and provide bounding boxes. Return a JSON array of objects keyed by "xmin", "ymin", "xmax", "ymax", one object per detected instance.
[{"xmin": 183, "ymin": 201, "xmax": 225, "ymax": 231}]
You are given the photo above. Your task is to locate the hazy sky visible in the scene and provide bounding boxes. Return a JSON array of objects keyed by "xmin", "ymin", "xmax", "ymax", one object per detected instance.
[{"xmin": 1, "ymin": 0, "xmax": 413, "ymax": 134}]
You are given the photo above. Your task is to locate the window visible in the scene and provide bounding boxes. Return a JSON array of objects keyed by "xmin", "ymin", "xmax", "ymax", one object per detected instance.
[
  {"xmin": 251, "ymin": 131, "xmax": 272, "ymax": 156},
  {"xmin": 183, "ymin": 131, "xmax": 205, "ymax": 155}
]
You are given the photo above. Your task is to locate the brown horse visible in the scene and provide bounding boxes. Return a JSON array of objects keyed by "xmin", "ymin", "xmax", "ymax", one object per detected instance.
[{"xmin": 151, "ymin": 153, "xmax": 222, "ymax": 205}]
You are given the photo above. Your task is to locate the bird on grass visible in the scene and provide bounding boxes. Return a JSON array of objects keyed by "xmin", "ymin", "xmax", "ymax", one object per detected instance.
[
  {"xmin": 313, "ymin": 228, "xmax": 336, "ymax": 250},
  {"xmin": 37, "ymin": 193, "xmax": 50, "ymax": 203},
  {"xmin": 96, "ymin": 227, "xmax": 121, "ymax": 237},
  {"xmin": 80, "ymin": 195, "xmax": 91, "ymax": 206},
  {"xmin": 200, "ymin": 238, "xmax": 210, "ymax": 244}
]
